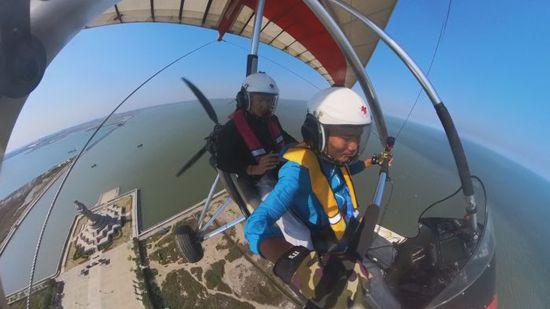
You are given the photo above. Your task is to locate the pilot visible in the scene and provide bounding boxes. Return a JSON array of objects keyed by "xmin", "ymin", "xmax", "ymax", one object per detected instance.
[
  {"xmin": 216, "ymin": 72, "xmax": 296, "ymax": 197},
  {"xmin": 244, "ymin": 87, "xmax": 392, "ymax": 308}
]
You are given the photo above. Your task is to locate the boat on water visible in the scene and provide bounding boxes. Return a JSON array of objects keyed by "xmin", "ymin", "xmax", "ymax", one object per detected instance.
[{"xmin": 0, "ymin": 0, "xmax": 496, "ymax": 308}]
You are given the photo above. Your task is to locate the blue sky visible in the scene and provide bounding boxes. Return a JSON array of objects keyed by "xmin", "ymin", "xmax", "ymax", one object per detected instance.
[{"xmin": 7, "ymin": 0, "xmax": 550, "ymax": 178}]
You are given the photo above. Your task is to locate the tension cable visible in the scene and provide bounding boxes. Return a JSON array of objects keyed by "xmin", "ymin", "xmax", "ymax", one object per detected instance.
[
  {"xmin": 25, "ymin": 39, "xmax": 215, "ymax": 309},
  {"xmin": 394, "ymin": 0, "xmax": 454, "ymax": 142}
]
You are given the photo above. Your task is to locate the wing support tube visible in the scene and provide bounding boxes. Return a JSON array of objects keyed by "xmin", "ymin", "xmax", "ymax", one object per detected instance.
[
  {"xmin": 325, "ymin": 0, "xmax": 443, "ymax": 105},
  {"xmin": 247, "ymin": 0, "xmax": 266, "ymax": 75},
  {"xmin": 302, "ymin": 0, "xmax": 389, "ymax": 145},
  {"xmin": 320, "ymin": 0, "xmax": 478, "ymax": 232},
  {"xmin": 435, "ymin": 102, "xmax": 477, "ymax": 231}
]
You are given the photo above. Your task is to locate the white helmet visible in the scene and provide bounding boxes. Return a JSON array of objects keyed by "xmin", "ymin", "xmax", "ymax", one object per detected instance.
[
  {"xmin": 308, "ymin": 87, "xmax": 372, "ymax": 126},
  {"xmin": 237, "ymin": 72, "xmax": 279, "ymax": 111},
  {"xmin": 242, "ymin": 72, "xmax": 279, "ymax": 95},
  {"xmin": 302, "ymin": 87, "xmax": 372, "ymax": 163}
]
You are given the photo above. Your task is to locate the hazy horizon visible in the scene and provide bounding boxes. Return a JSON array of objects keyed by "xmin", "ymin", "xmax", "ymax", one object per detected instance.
[
  {"xmin": 5, "ymin": 0, "xmax": 549, "ymax": 182},
  {"xmin": 4, "ymin": 99, "xmax": 549, "ymax": 183}
]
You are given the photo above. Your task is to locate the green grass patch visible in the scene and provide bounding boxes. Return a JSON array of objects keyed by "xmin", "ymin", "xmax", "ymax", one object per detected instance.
[
  {"xmin": 225, "ymin": 242, "xmax": 242, "ymax": 263},
  {"xmin": 161, "ymin": 268, "xmax": 253, "ymax": 309},
  {"xmin": 204, "ymin": 260, "xmax": 232, "ymax": 293},
  {"xmin": 149, "ymin": 241, "xmax": 180, "ymax": 265},
  {"xmin": 9, "ymin": 279, "xmax": 57, "ymax": 309}
]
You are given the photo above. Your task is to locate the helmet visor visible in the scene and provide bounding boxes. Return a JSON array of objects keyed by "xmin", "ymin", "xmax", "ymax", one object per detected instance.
[
  {"xmin": 249, "ymin": 92, "xmax": 278, "ymax": 114},
  {"xmin": 322, "ymin": 124, "xmax": 372, "ymax": 164}
]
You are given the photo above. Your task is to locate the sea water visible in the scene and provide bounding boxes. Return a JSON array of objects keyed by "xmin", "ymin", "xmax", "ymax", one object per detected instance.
[{"xmin": 0, "ymin": 100, "xmax": 548, "ymax": 307}]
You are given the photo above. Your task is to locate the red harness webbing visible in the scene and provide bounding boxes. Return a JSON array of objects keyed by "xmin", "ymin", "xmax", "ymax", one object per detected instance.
[{"xmin": 231, "ymin": 109, "xmax": 284, "ymax": 161}]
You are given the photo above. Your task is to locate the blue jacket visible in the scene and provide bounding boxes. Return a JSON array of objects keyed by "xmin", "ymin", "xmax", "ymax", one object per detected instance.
[{"xmin": 244, "ymin": 158, "xmax": 365, "ymax": 255}]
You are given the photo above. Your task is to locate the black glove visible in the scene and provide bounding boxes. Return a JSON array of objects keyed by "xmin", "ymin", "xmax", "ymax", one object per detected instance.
[
  {"xmin": 370, "ymin": 154, "xmax": 382, "ymax": 166},
  {"xmin": 370, "ymin": 153, "xmax": 393, "ymax": 166}
]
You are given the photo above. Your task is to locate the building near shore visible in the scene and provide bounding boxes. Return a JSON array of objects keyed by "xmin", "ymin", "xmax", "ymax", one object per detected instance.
[{"xmin": 73, "ymin": 200, "xmax": 129, "ymax": 254}]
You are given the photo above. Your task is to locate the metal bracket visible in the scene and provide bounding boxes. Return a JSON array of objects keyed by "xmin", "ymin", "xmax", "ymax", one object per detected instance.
[
  {"xmin": 201, "ymin": 215, "xmax": 246, "ymax": 241},
  {"xmin": 198, "ymin": 196, "xmax": 232, "ymax": 236},
  {"xmin": 197, "ymin": 174, "xmax": 221, "ymax": 230}
]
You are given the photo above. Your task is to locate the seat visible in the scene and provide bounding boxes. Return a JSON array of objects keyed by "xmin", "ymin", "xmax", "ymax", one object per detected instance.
[{"xmin": 217, "ymin": 169, "xmax": 259, "ymax": 217}]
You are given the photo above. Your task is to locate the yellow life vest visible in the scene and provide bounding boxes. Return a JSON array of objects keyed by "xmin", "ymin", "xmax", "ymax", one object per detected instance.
[{"xmin": 283, "ymin": 145, "xmax": 359, "ymax": 239}]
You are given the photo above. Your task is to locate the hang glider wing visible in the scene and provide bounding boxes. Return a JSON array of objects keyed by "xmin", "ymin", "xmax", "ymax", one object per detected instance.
[{"xmin": 87, "ymin": 0, "xmax": 397, "ymax": 87}]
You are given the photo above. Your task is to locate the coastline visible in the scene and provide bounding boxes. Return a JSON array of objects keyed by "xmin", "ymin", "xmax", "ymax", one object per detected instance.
[
  {"xmin": 0, "ymin": 158, "xmax": 73, "ymax": 256},
  {"xmin": 5, "ymin": 188, "xmax": 140, "ymax": 305}
]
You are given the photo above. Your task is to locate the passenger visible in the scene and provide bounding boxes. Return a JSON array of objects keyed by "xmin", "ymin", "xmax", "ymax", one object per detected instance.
[
  {"xmin": 216, "ymin": 72, "xmax": 296, "ymax": 198},
  {"xmin": 244, "ymin": 87, "xmax": 392, "ymax": 308}
]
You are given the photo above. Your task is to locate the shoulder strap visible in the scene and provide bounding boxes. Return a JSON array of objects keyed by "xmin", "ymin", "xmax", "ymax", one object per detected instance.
[
  {"xmin": 230, "ymin": 109, "xmax": 266, "ymax": 160},
  {"xmin": 267, "ymin": 115, "xmax": 284, "ymax": 148},
  {"xmin": 340, "ymin": 166, "xmax": 359, "ymax": 211},
  {"xmin": 283, "ymin": 146, "xmax": 347, "ymax": 239}
]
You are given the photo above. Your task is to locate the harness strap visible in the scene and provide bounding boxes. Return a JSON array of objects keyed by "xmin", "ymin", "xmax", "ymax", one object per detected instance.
[
  {"xmin": 268, "ymin": 115, "xmax": 285, "ymax": 148},
  {"xmin": 231, "ymin": 109, "xmax": 284, "ymax": 161},
  {"xmin": 283, "ymin": 146, "xmax": 358, "ymax": 239}
]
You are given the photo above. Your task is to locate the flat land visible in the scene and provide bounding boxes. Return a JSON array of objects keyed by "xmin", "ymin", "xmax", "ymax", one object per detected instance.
[
  {"xmin": 58, "ymin": 242, "xmax": 144, "ymax": 309},
  {"xmin": 142, "ymin": 194, "xmax": 303, "ymax": 309}
]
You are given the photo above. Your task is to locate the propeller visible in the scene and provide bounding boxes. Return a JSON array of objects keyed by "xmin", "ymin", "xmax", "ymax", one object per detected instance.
[
  {"xmin": 175, "ymin": 145, "xmax": 208, "ymax": 177},
  {"xmin": 175, "ymin": 78, "xmax": 222, "ymax": 177},
  {"xmin": 181, "ymin": 77, "xmax": 220, "ymax": 125}
]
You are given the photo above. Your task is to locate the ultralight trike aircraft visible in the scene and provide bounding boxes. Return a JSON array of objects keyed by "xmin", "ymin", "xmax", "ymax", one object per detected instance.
[{"xmin": 0, "ymin": 0, "xmax": 496, "ymax": 308}]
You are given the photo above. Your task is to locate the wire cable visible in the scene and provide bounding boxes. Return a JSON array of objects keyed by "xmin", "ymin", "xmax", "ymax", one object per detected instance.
[
  {"xmin": 395, "ymin": 0, "xmax": 453, "ymax": 141},
  {"xmin": 418, "ymin": 182, "xmax": 462, "ymax": 220},
  {"xmin": 25, "ymin": 40, "xmax": 215, "ymax": 309},
  {"xmin": 418, "ymin": 175, "xmax": 487, "ymax": 227},
  {"xmin": 384, "ymin": 175, "xmax": 488, "ymax": 242},
  {"xmin": 221, "ymin": 38, "xmax": 322, "ymax": 90}
]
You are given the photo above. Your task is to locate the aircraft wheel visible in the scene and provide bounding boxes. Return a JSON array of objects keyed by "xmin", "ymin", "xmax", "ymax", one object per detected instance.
[{"xmin": 174, "ymin": 225, "xmax": 203, "ymax": 263}]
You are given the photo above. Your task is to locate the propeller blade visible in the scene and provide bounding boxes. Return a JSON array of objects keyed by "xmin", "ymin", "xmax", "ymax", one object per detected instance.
[
  {"xmin": 181, "ymin": 77, "xmax": 219, "ymax": 125},
  {"xmin": 176, "ymin": 145, "xmax": 207, "ymax": 177}
]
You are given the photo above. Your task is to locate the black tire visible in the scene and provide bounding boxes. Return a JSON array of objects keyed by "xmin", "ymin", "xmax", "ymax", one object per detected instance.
[{"xmin": 174, "ymin": 225, "xmax": 203, "ymax": 263}]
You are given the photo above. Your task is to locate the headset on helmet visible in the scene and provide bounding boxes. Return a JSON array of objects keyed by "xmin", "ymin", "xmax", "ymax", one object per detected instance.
[
  {"xmin": 301, "ymin": 113, "xmax": 326, "ymax": 153},
  {"xmin": 236, "ymin": 86, "xmax": 249, "ymax": 110}
]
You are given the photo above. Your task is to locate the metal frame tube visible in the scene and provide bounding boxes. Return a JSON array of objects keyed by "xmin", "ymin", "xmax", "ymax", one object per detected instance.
[
  {"xmin": 325, "ymin": 0, "xmax": 478, "ymax": 229},
  {"xmin": 326, "ymin": 0, "xmax": 442, "ymax": 106},
  {"xmin": 198, "ymin": 174, "xmax": 220, "ymax": 230},
  {"xmin": 304, "ymin": 0, "xmax": 388, "ymax": 145},
  {"xmin": 250, "ymin": 0, "xmax": 266, "ymax": 56},
  {"xmin": 201, "ymin": 216, "xmax": 246, "ymax": 240},
  {"xmin": 372, "ymin": 172, "xmax": 387, "ymax": 207},
  {"xmin": 0, "ymin": 277, "xmax": 7, "ymax": 309},
  {"xmin": 198, "ymin": 197, "xmax": 232, "ymax": 234}
]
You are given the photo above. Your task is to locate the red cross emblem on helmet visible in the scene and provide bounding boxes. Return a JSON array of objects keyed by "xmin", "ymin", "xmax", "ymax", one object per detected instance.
[{"xmin": 361, "ymin": 105, "xmax": 367, "ymax": 115}]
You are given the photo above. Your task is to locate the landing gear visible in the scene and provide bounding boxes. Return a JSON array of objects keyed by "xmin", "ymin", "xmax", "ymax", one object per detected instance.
[
  {"xmin": 173, "ymin": 171, "xmax": 252, "ymax": 263},
  {"xmin": 174, "ymin": 225, "xmax": 203, "ymax": 263}
]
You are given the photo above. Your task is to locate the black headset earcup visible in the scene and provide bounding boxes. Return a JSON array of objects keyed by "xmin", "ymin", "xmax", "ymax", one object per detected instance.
[
  {"xmin": 301, "ymin": 114, "xmax": 320, "ymax": 149},
  {"xmin": 236, "ymin": 87, "xmax": 248, "ymax": 109}
]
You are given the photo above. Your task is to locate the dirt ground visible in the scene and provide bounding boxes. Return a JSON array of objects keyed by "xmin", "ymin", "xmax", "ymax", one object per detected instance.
[{"xmin": 144, "ymin": 194, "xmax": 304, "ymax": 309}]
